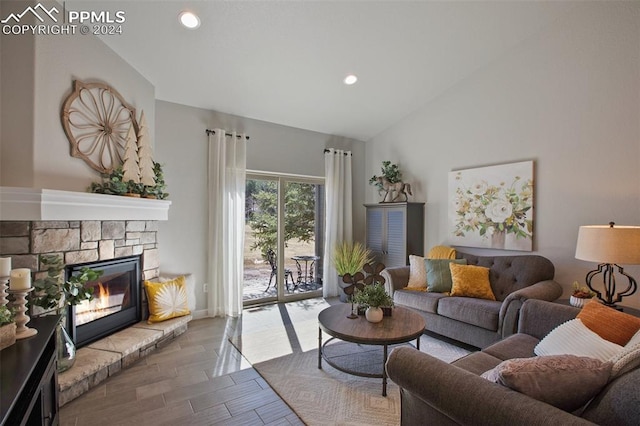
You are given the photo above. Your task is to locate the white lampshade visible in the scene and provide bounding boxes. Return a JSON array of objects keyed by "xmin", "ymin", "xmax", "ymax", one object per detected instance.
[{"xmin": 575, "ymin": 225, "xmax": 640, "ymax": 265}]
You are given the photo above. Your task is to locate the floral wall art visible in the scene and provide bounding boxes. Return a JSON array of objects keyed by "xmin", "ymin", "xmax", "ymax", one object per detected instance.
[{"xmin": 448, "ymin": 161, "xmax": 534, "ymax": 251}]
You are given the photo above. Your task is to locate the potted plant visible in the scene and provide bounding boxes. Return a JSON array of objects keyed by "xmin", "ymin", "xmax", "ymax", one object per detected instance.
[
  {"xmin": 32, "ymin": 254, "xmax": 103, "ymax": 372},
  {"xmin": 0, "ymin": 305, "xmax": 16, "ymax": 350},
  {"xmin": 331, "ymin": 242, "xmax": 372, "ymax": 302},
  {"xmin": 368, "ymin": 161, "xmax": 412, "ymax": 202},
  {"xmin": 332, "ymin": 241, "xmax": 372, "ymax": 276},
  {"xmin": 352, "ymin": 283, "xmax": 394, "ymax": 323},
  {"xmin": 570, "ymin": 281, "xmax": 596, "ymax": 308},
  {"xmin": 369, "ymin": 161, "xmax": 402, "ymax": 191}
]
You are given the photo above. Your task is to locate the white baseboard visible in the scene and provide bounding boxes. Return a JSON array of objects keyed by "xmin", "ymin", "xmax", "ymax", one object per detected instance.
[{"xmin": 190, "ymin": 309, "xmax": 208, "ymax": 320}]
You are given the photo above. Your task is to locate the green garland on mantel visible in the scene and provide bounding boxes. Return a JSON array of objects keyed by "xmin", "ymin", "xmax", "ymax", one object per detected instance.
[{"xmin": 88, "ymin": 162, "xmax": 169, "ymax": 199}]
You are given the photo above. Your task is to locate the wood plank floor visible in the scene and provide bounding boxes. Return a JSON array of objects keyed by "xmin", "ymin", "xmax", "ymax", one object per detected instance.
[{"xmin": 60, "ymin": 309, "xmax": 305, "ymax": 425}]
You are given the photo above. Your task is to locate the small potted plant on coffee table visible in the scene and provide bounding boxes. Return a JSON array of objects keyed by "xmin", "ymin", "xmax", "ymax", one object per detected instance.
[
  {"xmin": 570, "ymin": 281, "xmax": 596, "ymax": 308},
  {"xmin": 352, "ymin": 283, "xmax": 394, "ymax": 323}
]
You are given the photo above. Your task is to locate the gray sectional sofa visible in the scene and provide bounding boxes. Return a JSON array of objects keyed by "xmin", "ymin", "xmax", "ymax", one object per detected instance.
[
  {"xmin": 386, "ymin": 300, "xmax": 640, "ymax": 425},
  {"xmin": 383, "ymin": 252, "xmax": 563, "ymax": 348}
]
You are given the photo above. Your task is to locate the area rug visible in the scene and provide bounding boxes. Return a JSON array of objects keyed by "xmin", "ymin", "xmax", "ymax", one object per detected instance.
[{"xmin": 229, "ymin": 302, "xmax": 472, "ymax": 425}]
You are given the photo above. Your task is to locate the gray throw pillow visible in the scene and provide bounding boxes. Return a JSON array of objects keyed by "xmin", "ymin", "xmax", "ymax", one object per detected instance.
[
  {"xmin": 425, "ymin": 258, "xmax": 467, "ymax": 293},
  {"xmin": 481, "ymin": 355, "xmax": 612, "ymax": 412}
]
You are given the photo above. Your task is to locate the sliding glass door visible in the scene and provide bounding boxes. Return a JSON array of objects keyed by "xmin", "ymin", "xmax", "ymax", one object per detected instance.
[{"xmin": 243, "ymin": 173, "xmax": 324, "ymax": 305}]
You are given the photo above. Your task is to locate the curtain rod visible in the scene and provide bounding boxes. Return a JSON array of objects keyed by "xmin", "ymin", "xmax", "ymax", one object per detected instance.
[
  {"xmin": 206, "ymin": 129, "xmax": 250, "ymax": 140},
  {"xmin": 324, "ymin": 149, "xmax": 352, "ymax": 156}
]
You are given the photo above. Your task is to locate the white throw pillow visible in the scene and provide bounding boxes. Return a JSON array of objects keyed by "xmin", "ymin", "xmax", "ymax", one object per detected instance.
[
  {"xmin": 534, "ymin": 319, "xmax": 622, "ymax": 362},
  {"xmin": 609, "ymin": 328, "xmax": 640, "ymax": 378},
  {"xmin": 407, "ymin": 255, "xmax": 427, "ymax": 289}
]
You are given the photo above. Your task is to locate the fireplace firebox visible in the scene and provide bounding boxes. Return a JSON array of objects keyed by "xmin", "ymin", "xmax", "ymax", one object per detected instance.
[{"xmin": 66, "ymin": 256, "xmax": 141, "ymax": 348}]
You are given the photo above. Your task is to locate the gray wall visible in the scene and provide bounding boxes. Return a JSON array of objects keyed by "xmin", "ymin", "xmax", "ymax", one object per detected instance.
[
  {"xmin": 155, "ymin": 100, "xmax": 366, "ymax": 313},
  {"xmin": 0, "ymin": 0, "xmax": 155, "ymax": 191},
  {"xmin": 366, "ymin": 2, "xmax": 640, "ymax": 306}
]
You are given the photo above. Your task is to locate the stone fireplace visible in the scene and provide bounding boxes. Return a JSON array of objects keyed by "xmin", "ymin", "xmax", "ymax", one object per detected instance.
[
  {"xmin": 0, "ymin": 219, "xmax": 160, "ymax": 328},
  {"xmin": 0, "ymin": 185, "xmax": 171, "ymax": 326},
  {"xmin": 0, "ymin": 187, "xmax": 188, "ymax": 406}
]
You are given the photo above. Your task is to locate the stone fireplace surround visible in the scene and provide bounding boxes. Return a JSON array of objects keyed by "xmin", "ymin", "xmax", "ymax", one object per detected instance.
[{"xmin": 0, "ymin": 187, "xmax": 189, "ymax": 406}]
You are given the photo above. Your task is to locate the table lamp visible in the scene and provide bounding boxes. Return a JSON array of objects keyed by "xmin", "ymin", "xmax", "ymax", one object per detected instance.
[{"xmin": 575, "ymin": 222, "xmax": 640, "ymax": 310}]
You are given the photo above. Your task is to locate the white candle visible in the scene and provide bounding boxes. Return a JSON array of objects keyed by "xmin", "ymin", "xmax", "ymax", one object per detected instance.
[
  {"xmin": 0, "ymin": 257, "xmax": 10, "ymax": 277},
  {"xmin": 9, "ymin": 268, "xmax": 31, "ymax": 290}
]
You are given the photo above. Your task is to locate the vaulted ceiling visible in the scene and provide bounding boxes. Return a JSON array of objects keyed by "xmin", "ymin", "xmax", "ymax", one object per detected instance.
[{"xmin": 92, "ymin": 1, "xmax": 576, "ymax": 141}]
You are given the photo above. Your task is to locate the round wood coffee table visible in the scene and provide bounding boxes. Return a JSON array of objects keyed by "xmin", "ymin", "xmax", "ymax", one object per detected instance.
[{"xmin": 318, "ymin": 303, "xmax": 425, "ymax": 396}]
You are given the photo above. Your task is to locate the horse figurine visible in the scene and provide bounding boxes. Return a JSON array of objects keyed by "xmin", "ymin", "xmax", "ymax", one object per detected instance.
[{"xmin": 376, "ymin": 176, "xmax": 412, "ymax": 202}]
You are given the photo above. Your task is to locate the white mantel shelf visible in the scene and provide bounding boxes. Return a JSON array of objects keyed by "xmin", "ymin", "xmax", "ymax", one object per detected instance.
[{"xmin": 0, "ymin": 187, "xmax": 171, "ymax": 221}]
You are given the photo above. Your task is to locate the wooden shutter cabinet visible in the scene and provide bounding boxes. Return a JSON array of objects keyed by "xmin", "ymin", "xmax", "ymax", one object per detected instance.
[{"xmin": 365, "ymin": 202, "xmax": 424, "ymax": 268}]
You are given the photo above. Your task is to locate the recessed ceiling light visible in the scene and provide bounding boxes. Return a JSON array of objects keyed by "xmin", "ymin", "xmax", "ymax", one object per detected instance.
[
  {"xmin": 344, "ymin": 74, "xmax": 358, "ymax": 85},
  {"xmin": 179, "ymin": 11, "xmax": 200, "ymax": 29}
]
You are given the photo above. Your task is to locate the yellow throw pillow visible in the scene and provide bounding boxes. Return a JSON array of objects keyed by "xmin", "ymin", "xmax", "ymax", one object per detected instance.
[
  {"xmin": 577, "ymin": 299, "xmax": 640, "ymax": 346},
  {"xmin": 407, "ymin": 255, "xmax": 428, "ymax": 290},
  {"xmin": 144, "ymin": 276, "xmax": 191, "ymax": 323},
  {"xmin": 449, "ymin": 263, "xmax": 496, "ymax": 301}
]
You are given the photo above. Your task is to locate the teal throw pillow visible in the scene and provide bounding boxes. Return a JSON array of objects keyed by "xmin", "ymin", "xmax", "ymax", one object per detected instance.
[{"xmin": 425, "ymin": 258, "xmax": 467, "ymax": 293}]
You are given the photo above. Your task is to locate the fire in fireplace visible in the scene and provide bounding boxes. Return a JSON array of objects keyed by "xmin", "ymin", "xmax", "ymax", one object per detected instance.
[{"xmin": 66, "ymin": 256, "xmax": 141, "ymax": 348}]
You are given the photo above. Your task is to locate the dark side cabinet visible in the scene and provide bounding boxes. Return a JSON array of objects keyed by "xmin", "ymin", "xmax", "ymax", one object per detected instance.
[
  {"xmin": 1, "ymin": 316, "xmax": 59, "ymax": 426},
  {"xmin": 365, "ymin": 202, "xmax": 424, "ymax": 268}
]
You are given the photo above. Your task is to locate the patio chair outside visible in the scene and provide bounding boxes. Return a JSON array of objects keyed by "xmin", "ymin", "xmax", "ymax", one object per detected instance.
[{"xmin": 266, "ymin": 248, "xmax": 294, "ymax": 291}]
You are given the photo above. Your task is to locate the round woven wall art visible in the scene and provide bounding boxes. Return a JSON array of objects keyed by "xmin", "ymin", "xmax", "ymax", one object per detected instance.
[{"xmin": 61, "ymin": 80, "xmax": 138, "ymax": 173}]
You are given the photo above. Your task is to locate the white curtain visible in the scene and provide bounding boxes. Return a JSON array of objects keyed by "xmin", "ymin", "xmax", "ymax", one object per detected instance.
[
  {"xmin": 323, "ymin": 148, "xmax": 353, "ymax": 297},
  {"xmin": 207, "ymin": 129, "xmax": 247, "ymax": 317}
]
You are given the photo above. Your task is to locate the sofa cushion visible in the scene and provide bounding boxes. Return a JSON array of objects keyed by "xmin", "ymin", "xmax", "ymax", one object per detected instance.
[
  {"xmin": 407, "ymin": 255, "xmax": 428, "ymax": 290},
  {"xmin": 426, "ymin": 258, "xmax": 467, "ymax": 293},
  {"xmin": 393, "ymin": 289, "xmax": 446, "ymax": 314},
  {"xmin": 534, "ymin": 318, "xmax": 622, "ymax": 361},
  {"xmin": 458, "ymin": 253, "xmax": 555, "ymax": 301},
  {"xmin": 482, "ymin": 333, "xmax": 539, "ymax": 361},
  {"xmin": 577, "ymin": 299, "xmax": 640, "ymax": 346},
  {"xmin": 581, "ymin": 367, "xmax": 640, "ymax": 425},
  {"xmin": 481, "ymin": 355, "xmax": 612, "ymax": 412},
  {"xmin": 437, "ymin": 297, "xmax": 501, "ymax": 331},
  {"xmin": 449, "ymin": 263, "xmax": 496, "ymax": 301}
]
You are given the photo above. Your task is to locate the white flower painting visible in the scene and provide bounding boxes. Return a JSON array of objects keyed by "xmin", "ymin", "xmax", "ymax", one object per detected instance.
[{"xmin": 448, "ymin": 161, "xmax": 534, "ymax": 251}]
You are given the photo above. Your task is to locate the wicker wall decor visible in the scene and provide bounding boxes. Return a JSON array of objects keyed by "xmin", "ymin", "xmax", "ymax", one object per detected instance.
[{"xmin": 61, "ymin": 80, "xmax": 138, "ymax": 173}]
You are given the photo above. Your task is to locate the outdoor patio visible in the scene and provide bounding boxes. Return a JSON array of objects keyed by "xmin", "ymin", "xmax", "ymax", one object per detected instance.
[{"xmin": 243, "ymin": 261, "xmax": 322, "ymax": 302}]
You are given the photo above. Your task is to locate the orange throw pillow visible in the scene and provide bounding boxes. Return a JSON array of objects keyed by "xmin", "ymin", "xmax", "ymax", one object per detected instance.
[{"xmin": 577, "ymin": 299, "xmax": 640, "ymax": 346}]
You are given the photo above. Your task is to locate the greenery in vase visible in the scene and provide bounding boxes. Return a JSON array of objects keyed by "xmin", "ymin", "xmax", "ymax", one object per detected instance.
[
  {"xmin": 0, "ymin": 305, "xmax": 15, "ymax": 326},
  {"xmin": 331, "ymin": 241, "xmax": 372, "ymax": 276},
  {"xmin": 352, "ymin": 283, "xmax": 393, "ymax": 309},
  {"xmin": 32, "ymin": 255, "xmax": 103, "ymax": 314},
  {"xmin": 572, "ymin": 281, "xmax": 596, "ymax": 299},
  {"xmin": 369, "ymin": 161, "xmax": 402, "ymax": 191}
]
